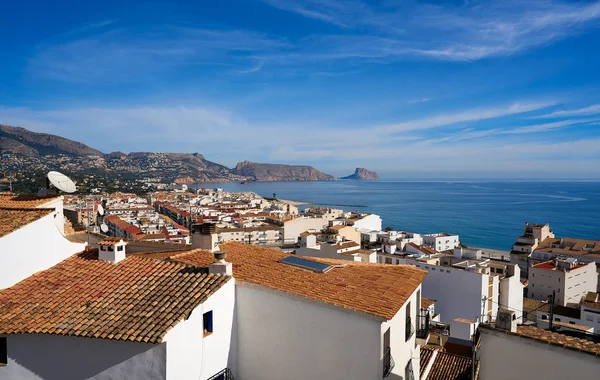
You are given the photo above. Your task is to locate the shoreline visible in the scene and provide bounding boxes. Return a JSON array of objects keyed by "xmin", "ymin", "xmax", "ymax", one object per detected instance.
[{"xmin": 277, "ymin": 199, "xmax": 309, "ymax": 206}]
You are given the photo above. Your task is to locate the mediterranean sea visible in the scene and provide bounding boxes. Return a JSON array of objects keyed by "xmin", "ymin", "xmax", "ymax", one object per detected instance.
[{"xmin": 192, "ymin": 180, "xmax": 600, "ymax": 251}]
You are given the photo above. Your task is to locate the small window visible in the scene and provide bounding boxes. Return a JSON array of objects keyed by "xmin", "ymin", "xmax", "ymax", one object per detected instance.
[
  {"xmin": 541, "ymin": 314, "xmax": 548, "ymax": 320},
  {"xmin": 555, "ymin": 318, "xmax": 561, "ymax": 322},
  {"xmin": 569, "ymin": 321, "xmax": 575, "ymax": 325},
  {"xmin": 117, "ymin": 245, "xmax": 124, "ymax": 251},
  {"xmin": 203, "ymin": 311, "xmax": 213, "ymax": 337},
  {"xmin": 0, "ymin": 337, "xmax": 6, "ymax": 366}
]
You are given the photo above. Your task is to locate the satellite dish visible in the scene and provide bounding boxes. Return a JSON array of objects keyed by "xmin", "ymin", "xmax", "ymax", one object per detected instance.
[
  {"xmin": 100, "ymin": 223, "xmax": 108, "ymax": 233},
  {"xmin": 97, "ymin": 204, "xmax": 105, "ymax": 216},
  {"xmin": 47, "ymin": 171, "xmax": 77, "ymax": 193}
]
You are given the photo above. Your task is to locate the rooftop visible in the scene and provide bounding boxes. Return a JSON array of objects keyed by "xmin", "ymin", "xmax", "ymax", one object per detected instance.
[
  {"xmin": 422, "ymin": 297, "xmax": 436, "ymax": 309},
  {"xmin": 531, "ymin": 260, "xmax": 588, "ymax": 272},
  {"xmin": 536, "ymin": 237, "xmax": 600, "ymax": 256},
  {"xmin": 137, "ymin": 242, "xmax": 427, "ymax": 320},
  {"xmin": 480, "ymin": 324, "xmax": 600, "ymax": 357},
  {"xmin": 420, "ymin": 346, "xmax": 476, "ymax": 380},
  {"xmin": 583, "ymin": 292, "xmax": 600, "ymax": 310},
  {"xmin": 0, "ymin": 249, "xmax": 230, "ymax": 343},
  {"xmin": 0, "ymin": 208, "xmax": 53, "ymax": 238},
  {"xmin": 553, "ymin": 321, "xmax": 592, "ymax": 332},
  {"xmin": 0, "ymin": 194, "xmax": 60, "ymax": 209}
]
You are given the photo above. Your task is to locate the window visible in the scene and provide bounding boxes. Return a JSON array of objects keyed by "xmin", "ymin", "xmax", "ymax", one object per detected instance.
[
  {"xmin": 117, "ymin": 245, "xmax": 123, "ymax": 251},
  {"xmin": 0, "ymin": 337, "xmax": 6, "ymax": 366},
  {"xmin": 385, "ymin": 258, "xmax": 393, "ymax": 265},
  {"xmin": 569, "ymin": 321, "xmax": 575, "ymax": 325},
  {"xmin": 555, "ymin": 318, "xmax": 561, "ymax": 322},
  {"xmin": 541, "ymin": 314, "xmax": 548, "ymax": 320},
  {"xmin": 203, "ymin": 311, "xmax": 213, "ymax": 337}
]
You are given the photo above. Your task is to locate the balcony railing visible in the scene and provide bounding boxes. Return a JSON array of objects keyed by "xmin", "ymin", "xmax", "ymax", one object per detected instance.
[
  {"xmin": 405, "ymin": 316, "xmax": 414, "ymax": 341},
  {"xmin": 383, "ymin": 347, "xmax": 395, "ymax": 378},
  {"xmin": 208, "ymin": 368, "xmax": 235, "ymax": 380},
  {"xmin": 417, "ymin": 309, "xmax": 431, "ymax": 339}
]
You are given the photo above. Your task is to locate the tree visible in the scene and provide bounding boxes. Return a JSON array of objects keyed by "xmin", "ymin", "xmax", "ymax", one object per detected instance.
[
  {"xmin": 272, "ymin": 193, "xmax": 277, "ymax": 199},
  {"xmin": 384, "ymin": 226, "xmax": 394, "ymax": 232}
]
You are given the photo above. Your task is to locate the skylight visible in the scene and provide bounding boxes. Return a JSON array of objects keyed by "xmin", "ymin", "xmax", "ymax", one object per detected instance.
[{"xmin": 280, "ymin": 256, "xmax": 333, "ymax": 273}]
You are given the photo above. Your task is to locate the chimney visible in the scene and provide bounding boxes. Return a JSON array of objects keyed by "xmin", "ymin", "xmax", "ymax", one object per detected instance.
[
  {"xmin": 98, "ymin": 239, "xmax": 127, "ymax": 264},
  {"xmin": 191, "ymin": 223, "xmax": 218, "ymax": 252},
  {"xmin": 494, "ymin": 309, "xmax": 517, "ymax": 333},
  {"xmin": 209, "ymin": 251, "xmax": 233, "ymax": 276}
]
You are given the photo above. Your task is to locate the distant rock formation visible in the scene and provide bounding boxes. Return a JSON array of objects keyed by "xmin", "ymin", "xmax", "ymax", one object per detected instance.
[
  {"xmin": 175, "ymin": 176, "xmax": 195, "ymax": 184},
  {"xmin": 341, "ymin": 168, "xmax": 380, "ymax": 180},
  {"xmin": 233, "ymin": 161, "xmax": 336, "ymax": 181}
]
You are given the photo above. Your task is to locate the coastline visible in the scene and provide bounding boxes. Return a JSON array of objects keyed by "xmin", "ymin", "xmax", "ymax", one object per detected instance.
[{"xmin": 277, "ymin": 199, "xmax": 309, "ymax": 206}]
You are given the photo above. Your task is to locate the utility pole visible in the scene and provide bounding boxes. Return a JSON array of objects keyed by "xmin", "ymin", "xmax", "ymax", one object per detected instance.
[
  {"xmin": 481, "ymin": 296, "xmax": 488, "ymax": 323},
  {"xmin": 548, "ymin": 290, "xmax": 556, "ymax": 331}
]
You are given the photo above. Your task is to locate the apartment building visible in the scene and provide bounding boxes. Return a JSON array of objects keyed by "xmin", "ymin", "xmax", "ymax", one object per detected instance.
[
  {"xmin": 534, "ymin": 291, "xmax": 600, "ymax": 333},
  {"xmin": 296, "ymin": 240, "xmax": 377, "ymax": 263},
  {"xmin": 395, "ymin": 249, "xmax": 523, "ymax": 329},
  {"xmin": 423, "ymin": 232, "xmax": 460, "ymax": 252},
  {"xmin": 528, "ymin": 257, "xmax": 597, "ymax": 307},
  {"xmin": 510, "ymin": 222, "xmax": 555, "ymax": 275}
]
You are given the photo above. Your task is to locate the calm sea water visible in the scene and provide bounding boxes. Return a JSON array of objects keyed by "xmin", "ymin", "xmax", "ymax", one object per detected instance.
[{"xmin": 192, "ymin": 180, "xmax": 600, "ymax": 251}]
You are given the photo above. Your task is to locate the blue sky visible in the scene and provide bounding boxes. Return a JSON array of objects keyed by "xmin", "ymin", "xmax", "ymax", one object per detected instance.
[{"xmin": 2, "ymin": 0, "xmax": 600, "ymax": 178}]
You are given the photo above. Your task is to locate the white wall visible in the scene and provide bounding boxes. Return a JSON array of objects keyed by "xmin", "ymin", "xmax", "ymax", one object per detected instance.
[
  {"xmin": 0, "ymin": 213, "xmax": 86, "ymax": 289},
  {"xmin": 402, "ymin": 259, "xmax": 489, "ymax": 324},
  {"xmin": 236, "ymin": 283, "xmax": 386, "ymax": 380},
  {"xmin": 283, "ymin": 217, "xmax": 328, "ymax": 244},
  {"xmin": 479, "ymin": 327, "xmax": 600, "ymax": 380},
  {"xmin": 499, "ymin": 266, "xmax": 523, "ymax": 323},
  {"xmin": 353, "ymin": 215, "xmax": 382, "ymax": 232},
  {"xmin": 0, "ymin": 334, "xmax": 166, "ymax": 380},
  {"xmin": 163, "ymin": 279, "xmax": 236, "ymax": 380}
]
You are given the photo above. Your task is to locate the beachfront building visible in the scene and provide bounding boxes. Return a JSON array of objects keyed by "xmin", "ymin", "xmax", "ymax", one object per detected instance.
[
  {"xmin": 423, "ymin": 232, "xmax": 461, "ymax": 252},
  {"xmin": 509, "ymin": 222, "xmax": 555, "ymax": 275},
  {"xmin": 281, "ymin": 216, "xmax": 329, "ymax": 244},
  {"xmin": 0, "ymin": 194, "xmax": 85, "ymax": 289},
  {"xmin": 302, "ymin": 206, "xmax": 345, "ymax": 220},
  {"xmin": 528, "ymin": 258, "xmax": 597, "ymax": 307},
  {"xmin": 478, "ymin": 311, "xmax": 600, "ymax": 380}
]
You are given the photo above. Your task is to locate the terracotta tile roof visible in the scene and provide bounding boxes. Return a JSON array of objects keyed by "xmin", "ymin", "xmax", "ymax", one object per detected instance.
[
  {"xmin": 139, "ymin": 242, "xmax": 426, "ymax": 320},
  {"xmin": 97, "ymin": 237, "xmax": 127, "ymax": 245},
  {"xmin": 553, "ymin": 321, "xmax": 592, "ymax": 332},
  {"xmin": 0, "ymin": 208, "xmax": 53, "ymax": 238},
  {"xmin": 537, "ymin": 237, "xmax": 600, "ymax": 255},
  {"xmin": 0, "ymin": 194, "xmax": 60, "ymax": 209},
  {"xmin": 583, "ymin": 292, "xmax": 600, "ymax": 310},
  {"xmin": 453, "ymin": 318, "xmax": 476, "ymax": 324},
  {"xmin": 422, "ymin": 297, "xmax": 436, "ymax": 309},
  {"xmin": 420, "ymin": 345, "xmax": 436, "ymax": 377},
  {"xmin": 421, "ymin": 346, "xmax": 475, "ymax": 380},
  {"xmin": 480, "ymin": 324, "xmax": 600, "ymax": 357},
  {"xmin": 0, "ymin": 250, "xmax": 230, "ymax": 343},
  {"xmin": 332, "ymin": 241, "xmax": 360, "ymax": 250}
]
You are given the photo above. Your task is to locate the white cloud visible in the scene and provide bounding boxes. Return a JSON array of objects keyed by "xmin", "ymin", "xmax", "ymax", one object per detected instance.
[
  {"xmin": 531, "ymin": 104, "xmax": 600, "ymax": 119},
  {"xmin": 263, "ymin": 0, "xmax": 600, "ymax": 61}
]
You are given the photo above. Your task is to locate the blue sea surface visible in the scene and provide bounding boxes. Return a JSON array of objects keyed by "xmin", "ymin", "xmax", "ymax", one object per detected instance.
[{"xmin": 192, "ymin": 180, "xmax": 600, "ymax": 251}]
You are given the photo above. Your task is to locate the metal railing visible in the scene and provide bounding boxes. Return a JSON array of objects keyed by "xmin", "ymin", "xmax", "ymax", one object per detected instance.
[
  {"xmin": 383, "ymin": 347, "xmax": 395, "ymax": 378},
  {"xmin": 405, "ymin": 316, "xmax": 414, "ymax": 341},
  {"xmin": 207, "ymin": 368, "xmax": 235, "ymax": 380},
  {"xmin": 416, "ymin": 309, "xmax": 430, "ymax": 339}
]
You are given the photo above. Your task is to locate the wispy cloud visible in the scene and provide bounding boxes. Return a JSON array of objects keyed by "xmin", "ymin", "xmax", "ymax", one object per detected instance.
[
  {"xmin": 408, "ymin": 97, "xmax": 431, "ymax": 104},
  {"xmin": 29, "ymin": 27, "xmax": 287, "ymax": 82},
  {"xmin": 263, "ymin": 0, "xmax": 600, "ymax": 61},
  {"xmin": 531, "ymin": 104, "xmax": 600, "ymax": 119},
  {"xmin": 376, "ymin": 101, "xmax": 556, "ymax": 133}
]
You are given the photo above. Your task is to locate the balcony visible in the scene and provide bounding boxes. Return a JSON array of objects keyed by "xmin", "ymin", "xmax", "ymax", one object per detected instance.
[
  {"xmin": 405, "ymin": 316, "xmax": 414, "ymax": 341},
  {"xmin": 416, "ymin": 309, "xmax": 431, "ymax": 340},
  {"xmin": 383, "ymin": 347, "xmax": 395, "ymax": 378}
]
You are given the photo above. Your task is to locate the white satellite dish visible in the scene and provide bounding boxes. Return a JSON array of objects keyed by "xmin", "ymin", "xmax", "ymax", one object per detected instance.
[
  {"xmin": 100, "ymin": 223, "xmax": 109, "ymax": 233},
  {"xmin": 97, "ymin": 204, "xmax": 105, "ymax": 216},
  {"xmin": 47, "ymin": 171, "xmax": 77, "ymax": 193}
]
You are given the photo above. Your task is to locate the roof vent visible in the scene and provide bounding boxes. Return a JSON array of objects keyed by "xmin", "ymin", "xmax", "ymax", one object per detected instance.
[
  {"xmin": 495, "ymin": 309, "xmax": 517, "ymax": 333},
  {"xmin": 209, "ymin": 251, "xmax": 232, "ymax": 276}
]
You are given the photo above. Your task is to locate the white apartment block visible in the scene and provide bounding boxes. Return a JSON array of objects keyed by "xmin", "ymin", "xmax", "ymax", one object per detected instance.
[
  {"xmin": 528, "ymin": 258, "xmax": 597, "ymax": 307},
  {"xmin": 423, "ymin": 232, "xmax": 460, "ymax": 252},
  {"xmin": 395, "ymin": 249, "xmax": 523, "ymax": 331}
]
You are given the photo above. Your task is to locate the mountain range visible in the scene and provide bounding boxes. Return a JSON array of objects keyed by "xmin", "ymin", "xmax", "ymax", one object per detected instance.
[{"xmin": 0, "ymin": 124, "xmax": 336, "ymax": 182}]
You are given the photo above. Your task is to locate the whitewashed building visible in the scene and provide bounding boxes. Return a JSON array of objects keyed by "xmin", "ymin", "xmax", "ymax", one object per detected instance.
[
  {"xmin": 528, "ymin": 258, "xmax": 597, "ymax": 307},
  {"xmin": 478, "ymin": 312, "xmax": 600, "ymax": 380},
  {"xmin": 423, "ymin": 233, "xmax": 460, "ymax": 252},
  {"xmin": 0, "ymin": 195, "xmax": 85, "ymax": 289},
  {"xmin": 0, "ymin": 241, "xmax": 235, "ymax": 380}
]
